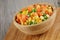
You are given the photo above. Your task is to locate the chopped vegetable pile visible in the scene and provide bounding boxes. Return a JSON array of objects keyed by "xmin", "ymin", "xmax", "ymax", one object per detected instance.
[{"xmin": 15, "ymin": 4, "xmax": 54, "ymax": 25}]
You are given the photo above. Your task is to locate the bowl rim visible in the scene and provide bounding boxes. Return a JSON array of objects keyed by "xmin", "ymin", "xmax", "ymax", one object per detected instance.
[{"xmin": 13, "ymin": 2, "xmax": 56, "ymax": 27}]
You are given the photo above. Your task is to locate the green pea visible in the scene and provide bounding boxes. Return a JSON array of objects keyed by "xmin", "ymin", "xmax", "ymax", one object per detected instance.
[
  {"xmin": 43, "ymin": 13, "xmax": 46, "ymax": 16},
  {"xmin": 28, "ymin": 12, "xmax": 32, "ymax": 17},
  {"xmin": 30, "ymin": 21, "xmax": 33, "ymax": 25},
  {"xmin": 26, "ymin": 21, "xmax": 29, "ymax": 25},
  {"xmin": 44, "ymin": 16, "xmax": 48, "ymax": 19},
  {"xmin": 19, "ymin": 11, "xmax": 22, "ymax": 14},
  {"xmin": 34, "ymin": 21, "xmax": 37, "ymax": 24},
  {"xmin": 28, "ymin": 13, "xmax": 31, "ymax": 17},
  {"xmin": 32, "ymin": 8, "xmax": 36, "ymax": 12},
  {"xmin": 42, "ymin": 19, "xmax": 46, "ymax": 21},
  {"xmin": 43, "ymin": 13, "xmax": 48, "ymax": 19}
]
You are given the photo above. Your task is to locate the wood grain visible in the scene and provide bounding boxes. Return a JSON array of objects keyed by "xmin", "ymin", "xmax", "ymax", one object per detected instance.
[{"xmin": 4, "ymin": 8, "xmax": 60, "ymax": 40}]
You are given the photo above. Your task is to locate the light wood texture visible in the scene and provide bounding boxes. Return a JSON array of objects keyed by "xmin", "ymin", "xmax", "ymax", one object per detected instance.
[{"xmin": 4, "ymin": 8, "xmax": 60, "ymax": 40}]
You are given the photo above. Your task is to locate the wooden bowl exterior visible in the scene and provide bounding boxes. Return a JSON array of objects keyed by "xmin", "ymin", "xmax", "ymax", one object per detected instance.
[{"xmin": 13, "ymin": 3, "xmax": 56, "ymax": 35}]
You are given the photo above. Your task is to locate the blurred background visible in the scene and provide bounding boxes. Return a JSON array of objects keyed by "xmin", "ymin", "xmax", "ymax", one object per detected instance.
[{"xmin": 0, "ymin": 0, "xmax": 60, "ymax": 40}]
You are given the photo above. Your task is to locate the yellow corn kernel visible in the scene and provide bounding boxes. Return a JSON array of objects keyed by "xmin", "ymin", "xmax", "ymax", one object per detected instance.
[
  {"xmin": 36, "ymin": 4, "xmax": 41, "ymax": 9},
  {"xmin": 22, "ymin": 10, "xmax": 28, "ymax": 15},
  {"xmin": 36, "ymin": 17, "xmax": 42, "ymax": 23},
  {"xmin": 21, "ymin": 22, "xmax": 23, "ymax": 25},
  {"xmin": 39, "ymin": 19, "xmax": 42, "ymax": 23},
  {"xmin": 20, "ymin": 20, "xmax": 23, "ymax": 25},
  {"xmin": 48, "ymin": 9, "xmax": 52, "ymax": 13},
  {"xmin": 40, "ymin": 16, "xmax": 44, "ymax": 20},
  {"xmin": 28, "ymin": 17, "xmax": 32, "ymax": 22},
  {"xmin": 24, "ymin": 22, "xmax": 27, "ymax": 25}
]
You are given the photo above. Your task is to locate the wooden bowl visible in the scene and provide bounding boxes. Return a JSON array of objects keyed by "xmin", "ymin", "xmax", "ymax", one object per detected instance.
[{"xmin": 13, "ymin": 3, "xmax": 56, "ymax": 35}]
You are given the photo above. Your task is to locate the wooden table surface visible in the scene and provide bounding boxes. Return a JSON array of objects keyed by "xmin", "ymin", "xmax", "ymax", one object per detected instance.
[
  {"xmin": 4, "ymin": 8, "xmax": 60, "ymax": 40},
  {"xmin": 0, "ymin": 0, "xmax": 59, "ymax": 40}
]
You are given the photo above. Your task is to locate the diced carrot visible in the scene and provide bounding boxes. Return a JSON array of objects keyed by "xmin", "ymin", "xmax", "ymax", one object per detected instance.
[
  {"xmin": 41, "ymin": 4, "xmax": 47, "ymax": 8},
  {"xmin": 45, "ymin": 10, "xmax": 49, "ymax": 14},
  {"xmin": 49, "ymin": 12, "xmax": 52, "ymax": 16},
  {"xmin": 27, "ymin": 7, "xmax": 32, "ymax": 12},
  {"xmin": 17, "ymin": 14, "xmax": 28, "ymax": 22},
  {"xmin": 25, "ymin": 15, "xmax": 28, "ymax": 19},
  {"xmin": 41, "ymin": 4, "xmax": 47, "ymax": 11},
  {"xmin": 31, "ymin": 12, "xmax": 38, "ymax": 17},
  {"xmin": 36, "ymin": 5, "xmax": 42, "ymax": 12},
  {"xmin": 27, "ymin": 5, "xmax": 33, "ymax": 12},
  {"xmin": 37, "ymin": 12, "xmax": 42, "ymax": 16},
  {"xmin": 22, "ymin": 18, "xmax": 26, "ymax": 22},
  {"xmin": 34, "ymin": 12, "xmax": 38, "ymax": 16},
  {"xmin": 22, "ymin": 8, "xmax": 26, "ymax": 11},
  {"xmin": 21, "ymin": 15, "xmax": 28, "ymax": 22},
  {"xmin": 37, "ymin": 8, "xmax": 42, "ymax": 12},
  {"xmin": 45, "ymin": 10, "xmax": 52, "ymax": 16},
  {"xmin": 16, "ymin": 14, "xmax": 22, "ymax": 24},
  {"xmin": 16, "ymin": 14, "xmax": 21, "ymax": 19},
  {"xmin": 16, "ymin": 19, "xmax": 21, "ymax": 24},
  {"xmin": 31, "ymin": 15, "xmax": 34, "ymax": 19}
]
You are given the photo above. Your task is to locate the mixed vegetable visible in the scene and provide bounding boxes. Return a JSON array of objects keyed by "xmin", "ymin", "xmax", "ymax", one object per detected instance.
[{"xmin": 15, "ymin": 4, "xmax": 53, "ymax": 25}]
